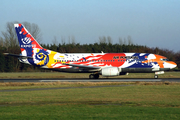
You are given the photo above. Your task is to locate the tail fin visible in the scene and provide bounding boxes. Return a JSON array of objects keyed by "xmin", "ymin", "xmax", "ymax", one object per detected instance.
[
  {"xmin": 14, "ymin": 24, "xmax": 43, "ymax": 56},
  {"xmin": 14, "ymin": 24, "xmax": 50, "ymax": 66}
]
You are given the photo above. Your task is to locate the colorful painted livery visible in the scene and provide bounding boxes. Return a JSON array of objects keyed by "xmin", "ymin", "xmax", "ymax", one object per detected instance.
[{"xmin": 4, "ymin": 24, "xmax": 177, "ymax": 79}]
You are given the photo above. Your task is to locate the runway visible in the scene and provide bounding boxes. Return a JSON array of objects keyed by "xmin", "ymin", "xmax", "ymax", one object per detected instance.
[
  {"xmin": 0, "ymin": 78, "xmax": 180, "ymax": 82},
  {"xmin": 0, "ymin": 84, "xmax": 132, "ymax": 92},
  {"xmin": 0, "ymin": 78, "xmax": 179, "ymax": 92}
]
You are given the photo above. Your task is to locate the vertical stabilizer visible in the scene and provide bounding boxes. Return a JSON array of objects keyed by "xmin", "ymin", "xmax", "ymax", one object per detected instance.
[
  {"xmin": 14, "ymin": 24, "xmax": 43, "ymax": 56},
  {"xmin": 14, "ymin": 24, "xmax": 50, "ymax": 67}
]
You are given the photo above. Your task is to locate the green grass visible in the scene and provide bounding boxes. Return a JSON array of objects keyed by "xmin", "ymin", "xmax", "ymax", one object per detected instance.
[
  {"xmin": 0, "ymin": 105, "xmax": 179, "ymax": 120},
  {"xmin": 1, "ymin": 85, "xmax": 180, "ymax": 107},
  {"xmin": 0, "ymin": 84, "xmax": 180, "ymax": 119},
  {"xmin": 0, "ymin": 71, "xmax": 180, "ymax": 79}
]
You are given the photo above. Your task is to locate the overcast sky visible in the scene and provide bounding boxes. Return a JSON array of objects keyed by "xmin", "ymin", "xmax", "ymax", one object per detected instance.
[{"xmin": 1, "ymin": 0, "xmax": 180, "ymax": 52}]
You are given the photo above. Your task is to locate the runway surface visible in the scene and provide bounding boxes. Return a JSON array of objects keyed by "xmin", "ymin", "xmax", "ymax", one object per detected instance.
[
  {"xmin": 0, "ymin": 84, "xmax": 132, "ymax": 92},
  {"xmin": 0, "ymin": 78, "xmax": 179, "ymax": 92},
  {"xmin": 0, "ymin": 78, "xmax": 180, "ymax": 82}
]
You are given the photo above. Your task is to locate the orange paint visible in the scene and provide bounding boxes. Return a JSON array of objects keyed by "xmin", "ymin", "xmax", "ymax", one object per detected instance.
[{"xmin": 142, "ymin": 54, "xmax": 166, "ymax": 68}]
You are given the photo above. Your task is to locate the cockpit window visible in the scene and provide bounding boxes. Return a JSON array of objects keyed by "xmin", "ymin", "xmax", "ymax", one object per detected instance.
[{"xmin": 160, "ymin": 58, "xmax": 169, "ymax": 61}]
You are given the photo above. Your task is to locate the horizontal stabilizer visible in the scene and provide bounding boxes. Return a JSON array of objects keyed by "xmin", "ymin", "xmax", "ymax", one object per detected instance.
[{"xmin": 3, "ymin": 53, "xmax": 33, "ymax": 59}]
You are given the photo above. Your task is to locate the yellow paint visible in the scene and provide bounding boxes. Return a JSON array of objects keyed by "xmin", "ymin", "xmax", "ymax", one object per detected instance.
[
  {"xmin": 36, "ymin": 49, "xmax": 40, "ymax": 52},
  {"xmin": 37, "ymin": 55, "xmax": 47, "ymax": 66},
  {"xmin": 45, "ymin": 51, "xmax": 61, "ymax": 68}
]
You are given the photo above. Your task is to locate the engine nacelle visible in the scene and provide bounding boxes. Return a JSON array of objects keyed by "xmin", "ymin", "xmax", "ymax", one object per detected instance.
[{"xmin": 101, "ymin": 67, "xmax": 120, "ymax": 76}]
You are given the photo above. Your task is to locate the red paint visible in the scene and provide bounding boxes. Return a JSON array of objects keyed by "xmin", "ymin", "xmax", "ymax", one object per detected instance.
[
  {"xmin": 70, "ymin": 53, "xmax": 126, "ymax": 67},
  {"xmin": 20, "ymin": 48, "xmax": 25, "ymax": 52}
]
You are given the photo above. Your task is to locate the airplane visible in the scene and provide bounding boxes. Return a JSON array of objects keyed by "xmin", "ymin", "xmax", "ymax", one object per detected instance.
[{"xmin": 4, "ymin": 24, "xmax": 177, "ymax": 79}]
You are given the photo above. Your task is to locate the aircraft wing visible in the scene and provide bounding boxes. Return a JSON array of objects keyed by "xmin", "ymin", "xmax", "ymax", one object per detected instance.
[
  {"xmin": 63, "ymin": 63, "xmax": 101, "ymax": 70},
  {"xmin": 3, "ymin": 53, "xmax": 33, "ymax": 59}
]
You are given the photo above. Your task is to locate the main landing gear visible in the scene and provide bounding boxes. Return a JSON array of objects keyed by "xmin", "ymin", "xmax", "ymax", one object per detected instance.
[{"xmin": 89, "ymin": 74, "xmax": 99, "ymax": 79}]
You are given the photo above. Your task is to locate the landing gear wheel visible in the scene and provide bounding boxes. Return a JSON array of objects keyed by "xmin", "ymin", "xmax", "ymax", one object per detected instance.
[
  {"xmin": 94, "ymin": 74, "xmax": 99, "ymax": 79},
  {"xmin": 154, "ymin": 75, "xmax": 158, "ymax": 79},
  {"xmin": 89, "ymin": 74, "xmax": 94, "ymax": 79}
]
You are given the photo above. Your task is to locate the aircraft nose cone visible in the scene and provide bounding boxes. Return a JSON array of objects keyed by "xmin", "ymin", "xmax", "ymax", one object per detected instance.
[
  {"xmin": 169, "ymin": 61, "xmax": 177, "ymax": 69},
  {"xmin": 173, "ymin": 62, "xmax": 177, "ymax": 68},
  {"xmin": 163, "ymin": 61, "xmax": 177, "ymax": 69}
]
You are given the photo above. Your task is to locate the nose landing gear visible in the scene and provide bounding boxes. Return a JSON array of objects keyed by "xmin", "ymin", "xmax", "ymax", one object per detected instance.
[
  {"xmin": 154, "ymin": 75, "xmax": 158, "ymax": 79},
  {"xmin": 154, "ymin": 71, "xmax": 164, "ymax": 79}
]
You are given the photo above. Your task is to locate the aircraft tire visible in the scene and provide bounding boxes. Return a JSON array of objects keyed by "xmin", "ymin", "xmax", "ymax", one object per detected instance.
[
  {"xmin": 154, "ymin": 75, "xmax": 158, "ymax": 79},
  {"xmin": 89, "ymin": 74, "xmax": 94, "ymax": 79},
  {"xmin": 94, "ymin": 74, "xmax": 99, "ymax": 79},
  {"xmin": 89, "ymin": 74, "xmax": 99, "ymax": 79}
]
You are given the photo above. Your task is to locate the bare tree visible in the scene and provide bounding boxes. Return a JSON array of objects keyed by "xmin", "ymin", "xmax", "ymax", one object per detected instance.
[
  {"xmin": 127, "ymin": 35, "xmax": 133, "ymax": 45},
  {"xmin": 1, "ymin": 22, "xmax": 18, "ymax": 48},
  {"xmin": 68, "ymin": 36, "xmax": 76, "ymax": 45},
  {"xmin": 119, "ymin": 37, "xmax": 123, "ymax": 45},
  {"xmin": 22, "ymin": 22, "xmax": 42, "ymax": 43},
  {"xmin": 1, "ymin": 22, "xmax": 42, "ymax": 71},
  {"xmin": 0, "ymin": 36, "xmax": 4, "ymax": 47},
  {"xmin": 99, "ymin": 36, "xmax": 106, "ymax": 44},
  {"xmin": 107, "ymin": 36, "xmax": 112, "ymax": 44},
  {"xmin": 71, "ymin": 35, "xmax": 76, "ymax": 45},
  {"xmin": 52, "ymin": 36, "xmax": 58, "ymax": 45},
  {"xmin": 61, "ymin": 36, "xmax": 66, "ymax": 45},
  {"xmin": 1, "ymin": 22, "xmax": 42, "ymax": 48},
  {"xmin": 119, "ymin": 36, "xmax": 133, "ymax": 45},
  {"xmin": 123, "ymin": 38, "xmax": 127, "ymax": 45}
]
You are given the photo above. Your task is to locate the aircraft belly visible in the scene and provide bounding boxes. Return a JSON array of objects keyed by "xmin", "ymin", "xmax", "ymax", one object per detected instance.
[
  {"xmin": 122, "ymin": 68, "xmax": 155, "ymax": 73},
  {"xmin": 121, "ymin": 68, "xmax": 171, "ymax": 73}
]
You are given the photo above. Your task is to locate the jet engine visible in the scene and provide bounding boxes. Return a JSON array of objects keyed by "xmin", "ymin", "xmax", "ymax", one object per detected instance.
[
  {"xmin": 101, "ymin": 67, "xmax": 118, "ymax": 76},
  {"xmin": 100, "ymin": 67, "xmax": 128, "ymax": 77}
]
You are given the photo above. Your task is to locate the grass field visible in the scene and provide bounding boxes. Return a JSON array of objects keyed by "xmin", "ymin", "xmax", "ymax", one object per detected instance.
[
  {"xmin": 0, "ymin": 71, "xmax": 180, "ymax": 79},
  {"xmin": 0, "ymin": 82, "xmax": 180, "ymax": 119}
]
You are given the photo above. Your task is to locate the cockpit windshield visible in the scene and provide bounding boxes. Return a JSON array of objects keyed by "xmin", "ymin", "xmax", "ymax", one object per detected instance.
[{"xmin": 160, "ymin": 58, "xmax": 169, "ymax": 61}]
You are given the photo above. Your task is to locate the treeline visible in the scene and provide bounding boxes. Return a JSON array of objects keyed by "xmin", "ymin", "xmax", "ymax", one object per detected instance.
[
  {"xmin": 0, "ymin": 42, "xmax": 179, "ymax": 72},
  {"xmin": 0, "ymin": 22, "xmax": 179, "ymax": 72}
]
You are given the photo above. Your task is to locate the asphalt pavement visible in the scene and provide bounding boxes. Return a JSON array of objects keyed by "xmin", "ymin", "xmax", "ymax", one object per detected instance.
[{"xmin": 0, "ymin": 78, "xmax": 180, "ymax": 82}]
